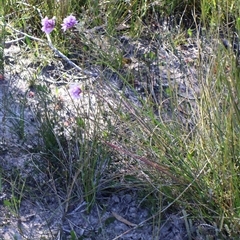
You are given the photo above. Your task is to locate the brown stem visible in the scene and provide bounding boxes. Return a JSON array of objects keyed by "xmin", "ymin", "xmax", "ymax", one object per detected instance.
[{"xmin": 103, "ymin": 141, "xmax": 182, "ymax": 183}]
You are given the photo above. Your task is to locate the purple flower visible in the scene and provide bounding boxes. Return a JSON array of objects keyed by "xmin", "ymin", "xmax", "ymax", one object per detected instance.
[
  {"xmin": 69, "ymin": 84, "xmax": 82, "ymax": 99},
  {"xmin": 41, "ymin": 16, "xmax": 56, "ymax": 34},
  {"xmin": 61, "ymin": 15, "xmax": 78, "ymax": 31}
]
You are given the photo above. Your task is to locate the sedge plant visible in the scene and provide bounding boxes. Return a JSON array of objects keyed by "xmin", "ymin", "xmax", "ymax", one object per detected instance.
[{"xmin": 2, "ymin": 0, "xmax": 240, "ymax": 239}]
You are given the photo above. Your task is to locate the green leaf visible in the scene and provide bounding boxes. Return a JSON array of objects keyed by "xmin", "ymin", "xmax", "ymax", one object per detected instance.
[
  {"xmin": 25, "ymin": 36, "xmax": 32, "ymax": 48},
  {"xmin": 3, "ymin": 199, "xmax": 11, "ymax": 207},
  {"xmin": 70, "ymin": 230, "xmax": 77, "ymax": 240},
  {"xmin": 236, "ymin": 17, "xmax": 240, "ymax": 31},
  {"xmin": 187, "ymin": 28, "xmax": 192, "ymax": 37},
  {"xmin": 76, "ymin": 117, "xmax": 85, "ymax": 128}
]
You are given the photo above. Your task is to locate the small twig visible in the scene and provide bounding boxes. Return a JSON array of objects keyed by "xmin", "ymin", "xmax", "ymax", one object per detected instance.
[
  {"xmin": 45, "ymin": 34, "xmax": 99, "ymax": 77},
  {"xmin": 5, "ymin": 37, "xmax": 26, "ymax": 46},
  {"xmin": 111, "ymin": 157, "xmax": 210, "ymax": 240},
  {"xmin": 6, "ymin": 24, "xmax": 45, "ymax": 43}
]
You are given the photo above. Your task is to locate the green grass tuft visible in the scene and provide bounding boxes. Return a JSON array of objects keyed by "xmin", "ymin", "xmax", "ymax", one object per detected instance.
[{"xmin": 1, "ymin": 0, "xmax": 240, "ymax": 238}]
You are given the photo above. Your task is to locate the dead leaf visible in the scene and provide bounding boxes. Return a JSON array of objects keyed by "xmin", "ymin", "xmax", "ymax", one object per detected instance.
[
  {"xmin": 112, "ymin": 211, "xmax": 137, "ymax": 227},
  {"xmin": 0, "ymin": 74, "xmax": 5, "ymax": 81}
]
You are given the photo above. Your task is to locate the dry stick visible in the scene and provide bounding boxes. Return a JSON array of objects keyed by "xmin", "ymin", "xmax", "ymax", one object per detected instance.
[
  {"xmin": 5, "ymin": 25, "xmax": 45, "ymax": 43},
  {"xmin": 5, "ymin": 37, "xmax": 26, "ymax": 46},
  {"xmin": 6, "ymin": 24, "xmax": 99, "ymax": 78},
  {"xmin": 45, "ymin": 33, "xmax": 99, "ymax": 77}
]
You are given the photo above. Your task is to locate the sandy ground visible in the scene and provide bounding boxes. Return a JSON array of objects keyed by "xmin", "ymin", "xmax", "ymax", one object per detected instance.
[{"xmin": 0, "ymin": 30, "xmax": 221, "ymax": 239}]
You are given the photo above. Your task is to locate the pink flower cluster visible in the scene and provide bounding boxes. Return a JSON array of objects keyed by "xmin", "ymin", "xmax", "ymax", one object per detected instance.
[
  {"xmin": 69, "ymin": 84, "xmax": 82, "ymax": 99},
  {"xmin": 61, "ymin": 15, "xmax": 78, "ymax": 32},
  {"xmin": 41, "ymin": 15, "xmax": 78, "ymax": 34},
  {"xmin": 41, "ymin": 17, "xmax": 56, "ymax": 34}
]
